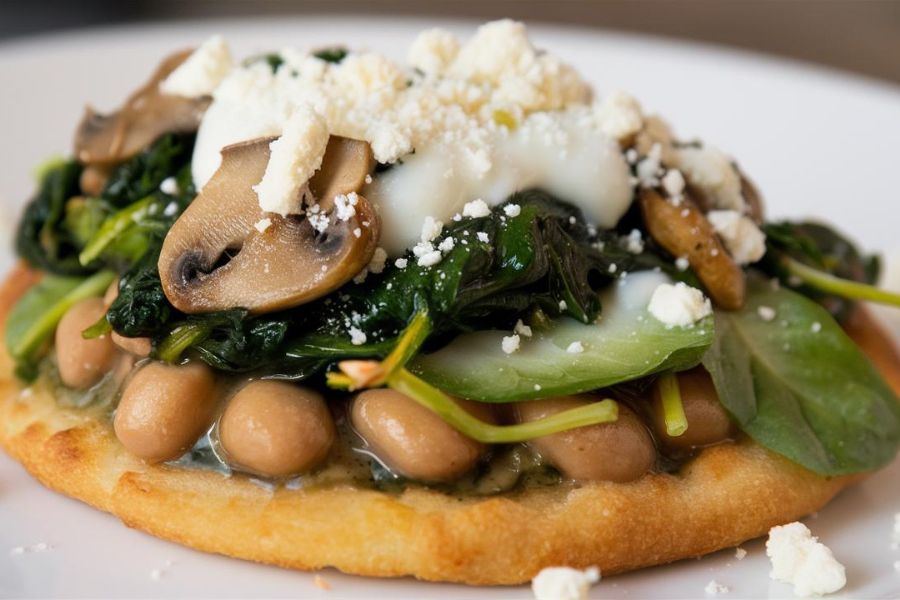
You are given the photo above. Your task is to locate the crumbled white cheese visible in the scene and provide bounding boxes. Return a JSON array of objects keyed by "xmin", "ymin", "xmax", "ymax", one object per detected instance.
[
  {"xmin": 408, "ymin": 28, "xmax": 460, "ymax": 76},
  {"xmin": 514, "ymin": 319, "xmax": 533, "ymax": 337},
  {"xmin": 160, "ymin": 35, "xmax": 234, "ymax": 98},
  {"xmin": 623, "ymin": 229, "xmax": 644, "ymax": 254},
  {"xmin": 334, "ymin": 192, "xmax": 359, "ymax": 221},
  {"xmin": 811, "ymin": 321, "xmax": 822, "ymax": 333},
  {"xmin": 594, "ymin": 90, "xmax": 643, "ymax": 142},
  {"xmin": 394, "ymin": 258, "xmax": 408, "ymax": 269},
  {"xmin": 159, "ymin": 176, "xmax": 180, "ymax": 195},
  {"xmin": 636, "ymin": 143, "xmax": 663, "ymax": 188},
  {"xmin": 766, "ymin": 522, "xmax": 846, "ymax": 598},
  {"xmin": 675, "ymin": 256, "xmax": 690, "ymax": 272},
  {"xmin": 437, "ymin": 236, "xmax": 456, "ymax": 253},
  {"xmin": 704, "ymin": 580, "xmax": 730, "ymax": 597},
  {"xmin": 254, "ymin": 218, "xmax": 273, "ymax": 233},
  {"xmin": 734, "ymin": 547, "xmax": 747, "ymax": 560},
  {"xmin": 566, "ymin": 341, "xmax": 584, "ymax": 354},
  {"xmin": 367, "ymin": 247, "xmax": 388, "ymax": 274},
  {"xmin": 676, "ymin": 146, "xmax": 744, "ymax": 212},
  {"xmin": 253, "ymin": 107, "xmax": 329, "ymax": 216},
  {"xmin": 647, "ymin": 282, "xmax": 712, "ymax": 327},
  {"xmin": 706, "ymin": 209, "xmax": 766, "ymax": 265},
  {"xmin": 503, "ymin": 203, "xmax": 522, "ymax": 217},
  {"xmin": 501, "ymin": 334, "xmax": 521, "ymax": 354},
  {"xmin": 417, "ymin": 249, "xmax": 443, "ymax": 267},
  {"xmin": 462, "ymin": 199, "xmax": 491, "ymax": 218},
  {"xmin": 757, "ymin": 305, "xmax": 777, "ymax": 322},
  {"xmin": 559, "ymin": 300, "xmax": 568, "ymax": 311},
  {"xmin": 449, "ymin": 19, "xmax": 590, "ymax": 112},
  {"xmin": 420, "ymin": 216, "xmax": 444, "ymax": 242},
  {"xmin": 476, "ymin": 231, "xmax": 490, "ymax": 243},
  {"xmin": 531, "ymin": 566, "xmax": 600, "ymax": 600},
  {"xmin": 349, "ymin": 327, "xmax": 367, "ymax": 346},
  {"xmin": 661, "ymin": 168, "xmax": 685, "ymax": 198}
]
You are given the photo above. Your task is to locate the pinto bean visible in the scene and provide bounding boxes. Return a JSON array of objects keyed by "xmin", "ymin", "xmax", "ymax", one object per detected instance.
[{"xmin": 516, "ymin": 396, "xmax": 656, "ymax": 482}]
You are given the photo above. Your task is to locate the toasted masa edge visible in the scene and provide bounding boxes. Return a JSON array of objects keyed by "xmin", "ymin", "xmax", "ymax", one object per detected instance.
[{"xmin": 1, "ymin": 261, "xmax": 897, "ymax": 585}]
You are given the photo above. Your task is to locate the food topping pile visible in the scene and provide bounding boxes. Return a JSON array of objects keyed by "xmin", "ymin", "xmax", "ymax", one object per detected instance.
[{"xmin": 6, "ymin": 21, "xmax": 900, "ymax": 490}]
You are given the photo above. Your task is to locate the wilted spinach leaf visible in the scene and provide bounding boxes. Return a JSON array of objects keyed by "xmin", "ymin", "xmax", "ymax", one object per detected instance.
[
  {"xmin": 15, "ymin": 160, "xmax": 87, "ymax": 275},
  {"xmin": 702, "ymin": 278, "xmax": 900, "ymax": 476},
  {"xmin": 762, "ymin": 221, "xmax": 880, "ymax": 321}
]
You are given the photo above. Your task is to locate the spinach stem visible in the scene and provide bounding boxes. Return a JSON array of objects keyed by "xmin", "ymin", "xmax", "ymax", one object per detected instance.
[
  {"xmin": 783, "ymin": 257, "xmax": 900, "ymax": 307},
  {"xmin": 78, "ymin": 196, "xmax": 157, "ymax": 266},
  {"xmin": 658, "ymin": 371, "xmax": 688, "ymax": 437},
  {"xmin": 157, "ymin": 322, "xmax": 210, "ymax": 363},
  {"xmin": 328, "ymin": 309, "xmax": 431, "ymax": 390},
  {"xmin": 387, "ymin": 368, "xmax": 619, "ymax": 443},
  {"xmin": 9, "ymin": 270, "xmax": 116, "ymax": 361}
]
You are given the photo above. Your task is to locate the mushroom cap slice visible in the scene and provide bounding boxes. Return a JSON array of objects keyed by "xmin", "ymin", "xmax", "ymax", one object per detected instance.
[
  {"xmin": 640, "ymin": 188, "xmax": 746, "ymax": 310},
  {"xmin": 158, "ymin": 136, "xmax": 379, "ymax": 315},
  {"xmin": 74, "ymin": 48, "xmax": 210, "ymax": 167}
]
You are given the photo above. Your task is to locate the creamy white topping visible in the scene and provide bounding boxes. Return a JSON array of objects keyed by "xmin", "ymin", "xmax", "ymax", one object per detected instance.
[{"xmin": 187, "ymin": 20, "xmax": 750, "ymax": 259}]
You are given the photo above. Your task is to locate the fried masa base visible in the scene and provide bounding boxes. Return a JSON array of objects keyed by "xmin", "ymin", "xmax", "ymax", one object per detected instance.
[{"xmin": 1, "ymin": 263, "xmax": 898, "ymax": 586}]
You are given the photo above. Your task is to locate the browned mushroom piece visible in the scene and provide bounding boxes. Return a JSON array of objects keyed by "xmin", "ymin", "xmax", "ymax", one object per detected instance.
[
  {"xmin": 158, "ymin": 135, "xmax": 378, "ymax": 314},
  {"xmin": 74, "ymin": 49, "xmax": 210, "ymax": 167},
  {"xmin": 639, "ymin": 188, "xmax": 746, "ymax": 310},
  {"xmin": 740, "ymin": 174, "xmax": 765, "ymax": 224}
]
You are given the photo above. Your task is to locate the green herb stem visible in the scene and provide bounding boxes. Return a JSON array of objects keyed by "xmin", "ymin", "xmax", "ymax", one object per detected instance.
[
  {"xmin": 658, "ymin": 371, "xmax": 688, "ymax": 437},
  {"xmin": 8, "ymin": 270, "xmax": 116, "ymax": 361},
  {"xmin": 783, "ymin": 257, "xmax": 900, "ymax": 308},
  {"xmin": 78, "ymin": 196, "xmax": 157, "ymax": 266},
  {"xmin": 81, "ymin": 315, "xmax": 113, "ymax": 340},
  {"xmin": 157, "ymin": 323, "xmax": 211, "ymax": 363},
  {"xmin": 387, "ymin": 368, "xmax": 619, "ymax": 443}
]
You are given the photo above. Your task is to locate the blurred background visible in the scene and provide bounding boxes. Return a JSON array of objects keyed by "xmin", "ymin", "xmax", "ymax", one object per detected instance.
[{"xmin": 1, "ymin": 0, "xmax": 899, "ymax": 85}]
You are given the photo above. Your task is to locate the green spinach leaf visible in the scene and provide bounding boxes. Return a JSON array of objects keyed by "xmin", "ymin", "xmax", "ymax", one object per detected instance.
[
  {"xmin": 702, "ymin": 278, "xmax": 900, "ymax": 476},
  {"xmin": 411, "ymin": 271, "xmax": 713, "ymax": 402},
  {"xmin": 762, "ymin": 221, "xmax": 880, "ymax": 321}
]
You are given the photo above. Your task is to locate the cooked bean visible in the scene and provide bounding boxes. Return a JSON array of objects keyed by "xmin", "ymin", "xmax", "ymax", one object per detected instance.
[
  {"xmin": 640, "ymin": 188, "xmax": 745, "ymax": 309},
  {"xmin": 351, "ymin": 389, "xmax": 488, "ymax": 482},
  {"xmin": 516, "ymin": 396, "xmax": 656, "ymax": 482},
  {"xmin": 650, "ymin": 367, "xmax": 733, "ymax": 450},
  {"xmin": 114, "ymin": 361, "xmax": 217, "ymax": 463},
  {"xmin": 55, "ymin": 297, "xmax": 117, "ymax": 390},
  {"xmin": 219, "ymin": 381, "xmax": 335, "ymax": 478},
  {"xmin": 111, "ymin": 332, "xmax": 152, "ymax": 357}
]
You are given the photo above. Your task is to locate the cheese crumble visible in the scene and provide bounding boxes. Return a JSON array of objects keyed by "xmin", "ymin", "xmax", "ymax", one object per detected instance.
[
  {"xmin": 766, "ymin": 522, "xmax": 846, "ymax": 597},
  {"xmin": 253, "ymin": 107, "xmax": 329, "ymax": 217},
  {"xmin": 501, "ymin": 334, "xmax": 521, "ymax": 354},
  {"xmin": 531, "ymin": 566, "xmax": 600, "ymax": 600},
  {"xmin": 160, "ymin": 35, "xmax": 234, "ymax": 98},
  {"xmin": 647, "ymin": 282, "xmax": 712, "ymax": 327}
]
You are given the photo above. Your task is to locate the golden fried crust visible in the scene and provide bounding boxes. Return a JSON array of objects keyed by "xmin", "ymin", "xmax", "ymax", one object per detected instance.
[{"xmin": 0, "ymin": 262, "xmax": 897, "ymax": 585}]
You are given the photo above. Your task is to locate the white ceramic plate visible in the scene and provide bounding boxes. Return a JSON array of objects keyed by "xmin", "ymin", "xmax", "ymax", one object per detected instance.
[{"xmin": 2, "ymin": 16, "xmax": 900, "ymax": 600}]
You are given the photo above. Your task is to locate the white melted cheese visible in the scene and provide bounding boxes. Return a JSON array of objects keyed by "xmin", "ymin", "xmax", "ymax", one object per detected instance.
[{"xmin": 365, "ymin": 107, "xmax": 632, "ymax": 255}]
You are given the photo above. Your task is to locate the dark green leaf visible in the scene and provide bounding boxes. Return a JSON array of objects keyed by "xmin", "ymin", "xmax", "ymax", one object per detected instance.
[{"xmin": 702, "ymin": 278, "xmax": 900, "ymax": 476}]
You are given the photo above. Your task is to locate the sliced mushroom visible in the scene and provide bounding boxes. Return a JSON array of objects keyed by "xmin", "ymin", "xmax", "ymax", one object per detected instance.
[
  {"xmin": 158, "ymin": 135, "xmax": 378, "ymax": 314},
  {"xmin": 640, "ymin": 188, "xmax": 746, "ymax": 310},
  {"xmin": 740, "ymin": 174, "xmax": 765, "ymax": 224},
  {"xmin": 74, "ymin": 49, "xmax": 210, "ymax": 167}
]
